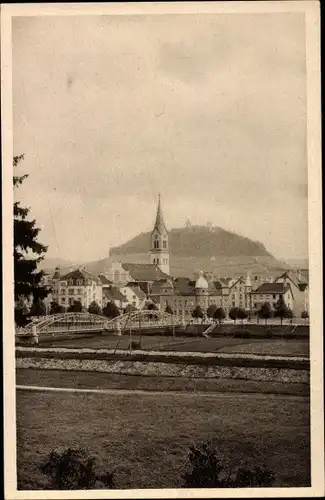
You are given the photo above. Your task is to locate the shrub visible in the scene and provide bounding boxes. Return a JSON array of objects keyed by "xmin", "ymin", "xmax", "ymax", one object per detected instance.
[
  {"xmin": 88, "ymin": 301, "xmax": 102, "ymax": 315},
  {"xmin": 39, "ymin": 447, "xmax": 115, "ymax": 490},
  {"xmin": 183, "ymin": 440, "xmax": 275, "ymax": 488},
  {"xmin": 67, "ymin": 300, "xmax": 83, "ymax": 313}
]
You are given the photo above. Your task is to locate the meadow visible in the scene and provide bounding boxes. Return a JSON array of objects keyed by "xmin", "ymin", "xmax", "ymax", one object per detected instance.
[
  {"xmin": 16, "ymin": 387, "xmax": 310, "ymax": 490},
  {"xmin": 35, "ymin": 334, "xmax": 309, "ymax": 357}
]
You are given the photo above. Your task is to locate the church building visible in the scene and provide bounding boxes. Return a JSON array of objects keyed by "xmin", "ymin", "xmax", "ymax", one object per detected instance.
[{"xmin": 148, "ymin": 194, "xmax": 170, "ymax": 275}]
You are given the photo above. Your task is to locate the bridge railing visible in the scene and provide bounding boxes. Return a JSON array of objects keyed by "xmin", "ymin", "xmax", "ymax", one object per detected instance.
[{"xmin": 17, "ymin": 310, "xmax": 179, "ymax": 337}]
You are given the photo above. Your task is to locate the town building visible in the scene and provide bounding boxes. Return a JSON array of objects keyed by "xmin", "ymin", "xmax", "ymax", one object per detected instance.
[
  {"xmin": 105, "ymin": 262, "xmax": 170, "ymax": 295},
  {"xmin": 274, "ymin": 271, "xmax": 309, "ymax": 317},
  {"xmin": 159, "ymin": 272, "xmax": 229, "ymax": 321},
  {"xmin": 102, "ymin": 286, "xmax": 127, "ymax": 310},
  {"xmin": 250, "ymin": 281, "xmax": 294, "ymax": 312},
  {"xmin": 226, "ymin": 275, "xmax": 252, "ymax": 311},
  {"xmin": 51, "ymin": 267, "xmax": 103, "ymax": 310},
  {"xmin": 119, "ymin": 284, "xmax": 147, "ymax": 309}
]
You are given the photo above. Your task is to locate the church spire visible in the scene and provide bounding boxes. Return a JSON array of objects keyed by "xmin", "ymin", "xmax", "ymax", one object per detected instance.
[
  {"xmin": 154, "ymin": 193, "xmax": 167, "ymax": 234},
  {"xmin": 149, "ymin": 194, "xmax": 170, "ymax": 275}
]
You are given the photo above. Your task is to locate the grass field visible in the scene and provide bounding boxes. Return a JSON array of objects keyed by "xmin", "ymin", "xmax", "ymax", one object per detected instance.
[
  {"xmin": 37, "ymin": 334, "xmax": 309, "ymax": 357},
  {"xmin": 16, "ymin": 369, "xmax": 310, "ymax": 396},
  {"xmin": 16, "ymin": 388, "xmax": 310, "ymax": 489}
]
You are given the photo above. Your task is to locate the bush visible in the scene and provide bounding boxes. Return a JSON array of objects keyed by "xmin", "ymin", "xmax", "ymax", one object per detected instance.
[
  {"xmin": 183, "ymin": 440, "xmax": 275, "ymax": 488},
  {"xmin": 39, "ymin": 447, "xmax": 115, "ymax": 490}
]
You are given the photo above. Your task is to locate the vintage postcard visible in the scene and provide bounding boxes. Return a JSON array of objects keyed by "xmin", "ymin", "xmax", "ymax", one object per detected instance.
[{"xmin": 1, "ymin": 1, "xmax": 323, "ymax": 499}]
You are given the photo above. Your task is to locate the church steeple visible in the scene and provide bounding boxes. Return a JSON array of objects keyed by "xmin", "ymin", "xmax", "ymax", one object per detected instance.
[
  {"xmin": 154, "ymin": 194, "xmax": 167, "ymax": 234},
  {"xmin": 149, "ymin": 195, "xmax": 170, "ymax": 275}
]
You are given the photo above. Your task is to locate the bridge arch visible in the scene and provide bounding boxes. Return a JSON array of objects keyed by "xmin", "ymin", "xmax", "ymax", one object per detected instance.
[{"xmin": 19, "ymin": 310, "xmax": 178, "ymax": 335}]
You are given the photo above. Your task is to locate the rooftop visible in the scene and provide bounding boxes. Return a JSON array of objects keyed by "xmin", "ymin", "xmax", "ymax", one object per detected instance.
[
  {"xmin": 122, "ymin": 263, "xmax": 170, "ymax": 282},
  {"xmin": 103, "ymin": 287, "xmax": 127, "ymax": 302},
  {"xmin": 60, "ymin": 268, "xmax": 98, "ymax": 283},
  {"xmin": 251, "ymin": 282, "xmax": 291, "ymax": 294}
]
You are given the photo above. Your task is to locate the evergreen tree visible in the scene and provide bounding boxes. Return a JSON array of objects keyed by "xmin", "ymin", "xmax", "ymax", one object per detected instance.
[
  {"xmin": 192, "ymin": 305, "xmax": 204, "ymax": 321},
  {"xmin": 67, "ymin": 300, "xmax": 83, "ymax": 313},
  {"xmin": 103, "ymin": 301, "xmax": 120, "ymax": 319},
  {"xmin": 29, "ymin": 298, "xmax": 47, "ymax": 317},
  {"xmin": 214, "ymin": 307, "xmax": 225, "ymax": 324},
  {"xmin": 88, "ymin": 301, "xmax": 102, "ymax": 315},
  {"xmin": 14, "ymin": 155, "xmax": 49, "ymax": 325},
  {"xmin": 229, "ymin": 306, "xmax": 239, "ymax": 324},
  {"xmin": 258, "ymin": 302, "xmax": 272, "ymax": 325},
  {"xmin": 274, "ymin": 295, "xmax": 289, "ymax": 325},
  {"xmin": 206, "ymin": 304, "xmax": 217, "ymax": 320},
  {"xmin": 50, "ymin": 301, "xmax": 65, "ymax": 315},
  {"xmin": 237, "ymin": 308, "xmax": 248, "ymax": 324}
]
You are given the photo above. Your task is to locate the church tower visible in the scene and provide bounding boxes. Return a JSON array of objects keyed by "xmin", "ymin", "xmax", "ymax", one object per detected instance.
[{"xmin": 149, "ymin": 195, "xmax": 170, "ymax": 275}]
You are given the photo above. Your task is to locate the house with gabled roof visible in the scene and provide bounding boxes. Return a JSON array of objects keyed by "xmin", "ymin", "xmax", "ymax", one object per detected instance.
[
  {"xmin": 250, "ymin": 281, "xmax": 294, "ymax": 312},
  {"xmin": 51, "ymin": 267, "xmax": 103, "ymax": 310},
  {"xmin": 119, "ymin": 283, "xmax": 147, "ymax": 310},
  {"xmin": 274, "ymin": 271, "xmax": 308, "ymax": 316},
  {"xmin": 102, "ymin": 286, "xmax": 127, "ymax": 310}
]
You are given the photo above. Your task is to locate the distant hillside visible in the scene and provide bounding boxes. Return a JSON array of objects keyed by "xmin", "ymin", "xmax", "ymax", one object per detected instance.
[
  {"xmin": 41, "ymin": 227, "xmax": 291, "ymax": 279},
  {"xmin": 109, "ymin": 226, "xmax": 289, "ymax": 278},
  {"xmin": 110, "ymin": 226, "xmax": 272, "ymax": 258}
]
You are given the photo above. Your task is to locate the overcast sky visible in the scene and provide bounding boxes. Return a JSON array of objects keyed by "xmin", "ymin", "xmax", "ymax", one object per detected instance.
[{"xmin": 13, "ymin": 13, "xmax": 308, "ymax": 263}]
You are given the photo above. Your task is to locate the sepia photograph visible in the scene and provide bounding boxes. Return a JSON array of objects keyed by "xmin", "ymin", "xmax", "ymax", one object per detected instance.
[{"xmin": 1, "ymin": 1, "xmax": 323, "ymax": 498}]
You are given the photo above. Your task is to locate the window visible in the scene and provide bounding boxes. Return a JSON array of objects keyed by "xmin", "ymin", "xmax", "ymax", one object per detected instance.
[
  {"xmin": 68, "ymin": 288, "xmax": 74, "ymax": 295},
  {"xmin": 61, "ymin": 297, "xmax": 66, "ymax": 303},
  {"xmin": 163, "ymin": 240, "xmax": 167, "ymax": 249},
  {"xmin": 273, "ymin": 295, "xmax": 276, "ymax": 299},
  {"xmin": 77, "ymin": 280, "xmax": 83, "ymax": 286},
  {"xmin": 69, "ymin": 297, "xmax": 74, "ymax": 305},
  {"xmin": 68, "ymin": 279, "xmax": 73, "ymax": 286},
  {"xmin": 157, "ymin": 258, "xmax": 160, "ymax": 264},
  {"xmin": 77, "ymin": 288, "xmax": 82, "ymax": 295},
  {"xmin": 61, "ymin": 288, "xmax": 66, "ymax": 295}
]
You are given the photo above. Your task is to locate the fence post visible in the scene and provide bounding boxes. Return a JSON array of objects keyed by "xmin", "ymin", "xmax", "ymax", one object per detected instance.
[{"xmin": 31, "ymin": 324, "xmax": 39, "ymax": 345}]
